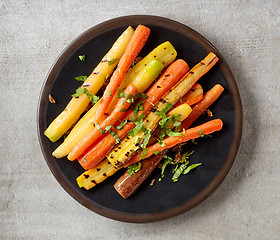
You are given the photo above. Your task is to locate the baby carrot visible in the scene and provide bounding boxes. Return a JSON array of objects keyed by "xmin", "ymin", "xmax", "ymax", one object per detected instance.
[{"xmin": 180, "ymin": 84, "xmax": 224, "ymax": 130}]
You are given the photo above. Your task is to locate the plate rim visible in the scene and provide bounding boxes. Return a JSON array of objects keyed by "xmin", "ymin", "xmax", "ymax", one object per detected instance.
[{"xmin": 37, "ymin": 15, "xmax": 243, "ymax": 223}]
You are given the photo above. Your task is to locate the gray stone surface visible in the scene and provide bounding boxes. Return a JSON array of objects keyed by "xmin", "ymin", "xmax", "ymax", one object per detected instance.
[{"xmin": 0, "ymin": 0, "xmax": 279, "ymax": 239}]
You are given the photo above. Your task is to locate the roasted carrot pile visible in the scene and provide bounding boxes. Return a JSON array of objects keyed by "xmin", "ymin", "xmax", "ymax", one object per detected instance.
[{"xmin": 45, "ymin": 25, "xmax": 225, "ymax": 198}]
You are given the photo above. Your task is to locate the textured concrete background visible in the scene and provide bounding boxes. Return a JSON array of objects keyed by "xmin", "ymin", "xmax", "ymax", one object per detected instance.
[{"xmin": 0, "ymin": 0, "xmax": 279, "ymax": 239}]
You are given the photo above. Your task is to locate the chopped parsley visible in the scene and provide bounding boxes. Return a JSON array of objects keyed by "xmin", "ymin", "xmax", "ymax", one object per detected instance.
[
  {"xmin": 198, "ymin": 129, "xmax": 204, "ymax": 137},
  {"xmin": 93, "ymin": 120, "xmax": 105, "ymax": 135},
  {"xmin": 116, "ymin": 118, "xmax": 128, "ymax": 130},
  {"xmin": 75, "ymin": 75, "xmax": 87, "ymax": 82},
  {"xmin": 156, "ymin": 102, "xmax": 173, "ymax": 119},
  {"xmin": 159, "ymin": 151, "xmax": 201, "ymax": 182},
  {"xmin": 79, "ymin": 55, "xmax": 86, "ymax": 61},
  {"xmin": 72, "ymin": 87, "xmax": 99, "ymax": 104},
  {"xmin": 108, "ymin": 58, "xmax": 119, "ymax": 66},
  {"xmin": 127, "ymin": 162, "xmax": 141, "ymax": 177}
]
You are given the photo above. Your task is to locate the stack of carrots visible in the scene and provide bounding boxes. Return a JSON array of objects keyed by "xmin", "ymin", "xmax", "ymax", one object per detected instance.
[{"xmin": 45, "ymin": 24, "xmax": 225, "ymax": 198}]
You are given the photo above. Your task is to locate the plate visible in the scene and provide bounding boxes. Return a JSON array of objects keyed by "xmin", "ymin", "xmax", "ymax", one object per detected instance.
[{"xmin": 37, "ymin": 15, "xmax": 242, "ymax": 223}]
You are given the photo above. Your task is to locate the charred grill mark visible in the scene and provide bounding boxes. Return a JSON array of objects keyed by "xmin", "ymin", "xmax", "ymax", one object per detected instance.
[
  {"xmin": 91, "ymin": 179, "xmax": 96, "ymax": 184},
  {"xmin": 107, "ymin": 161, "xmax": 111, "ymax": 164},
  {"xmin": 83, "ymin": 84, "xmax": 90, "ymax": 87},
  {"xmin": 207, "ymin": 57, "xmax": 217, "ymax": 66},
  {"xmin": 156, "ymin": 85, "xmax": 162, "ymax": 88},
  {"xmin": 200, "ymin": 62, "xmax": 205, "ymax": 65},
  {"xmin": 103, "ymin": 173, "xmax": 107, "ymax": 177},
  {"xmin": 93, "ymin": 72, "xmax": 100, "ymax": 74},
  {"xmin": 84, "ymin": 174, "xmax": 89, "ymax": 179},
  {"xmin": 150, "ymin": 107, "xmax": 157, "ymax": 112},
  {"xmin": 165, "ymin": 74, "xmax": 170, "ymax": 77},
  {"xmin": 96, "ymin": 168, "xmax": 101, "ymax": 171},
  {"xmin": 125, "ymin": 152, "xmax": 130, "ymax": 157},
  {"xmin": 189, "ymin": 71, "xmax": 194, "ymax": 74},
  {"xmin": 159, "ymin": 99, "xmax": 167, "ymax": 103}
]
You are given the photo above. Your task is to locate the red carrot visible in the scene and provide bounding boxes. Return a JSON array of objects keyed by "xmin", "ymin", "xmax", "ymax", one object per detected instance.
[
  {"xmin": 68, "ymin": 83, "xmax": 138, "ymax": 161},
  {"xmin": 94, "ymin": 25, "xmax": 150, "ymax": 124},
  {"xmin": 78, "ymin": 59, "xmax": 189, "ymax": 170},
  {"xmin": 114, "ymin": 151, "xmax": 167, "ymax": 199},
  {"xmin": 174, "ymin": 83, "xmax": 203, "ymax": 107},
  {"xmin": 124, "ymin": 119, "xmax": 223, "ymax": 167},
  {"xmin": 180, "ymin": 84, "xmax": 224, "ymax": 130}
]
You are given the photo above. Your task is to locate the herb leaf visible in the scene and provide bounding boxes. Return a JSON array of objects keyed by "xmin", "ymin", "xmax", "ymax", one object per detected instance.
[
  {"xmin": 108, "ymin": 58, "xmax": 120, "ymax": 66},
  {"xmin": 79, "ymin": 55, "xmax": 86, "ymax": 61},
  {"xmin": 93, "ymin": 120, "xmax": 105, "ymax": 135},
  {"xmin": 156, "ymin": 102, "xmax": 173, "ymax": 119},
  {"xmin": 182, "ymin": 163, "xmax": 202, "ymax": 174},
  {"xmin": 116, "ymin": 118, "xmax": 128, "ymax": 130},
  {"xmin": 72, "ymin": 87, "xmax": 99, "ymax": 104},
  {"xmin": 127, "ymin": 162, "xmax": 141, "ymax": 177},
  {"xmin": 172, "ymin": 161, "xmax": 190, "ymax": 182},
  {"xmin": 75, "ymin": 75, "xmax": 88, "ymax": 82}
]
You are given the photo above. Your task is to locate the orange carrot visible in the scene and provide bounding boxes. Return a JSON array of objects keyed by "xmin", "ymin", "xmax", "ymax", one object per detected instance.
[
  {"xmin": 174, "ymin": 83, "xmax": 203, "ymax": 107},
  {"xmin": 124, "ymin": 119, "xmax": 223, "ymax": 167},
  {"xmin": 180, "ymin": 84, "xmax": 224, "ymax": 130},
  {"xmin": 68, "ymin": 84, "xmax": 138, "ymax": 161},
  {"xmin": 78, "ymin": 59, "xmax": 189, "ymax": 170},
  {"xmin": 94, "ymin": 25, "xmax": 150, "ymax": 124}
]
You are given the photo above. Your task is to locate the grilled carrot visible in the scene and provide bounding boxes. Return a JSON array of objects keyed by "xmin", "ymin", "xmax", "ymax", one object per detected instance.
[
  {"xmin": 114, "ymin": 151, "xmax": 167, "ymax": 199},
  {"xmin": 78, "ymin": 59, "xmax": 189, "ymax": 170},
  {"xmin": 94, "ymin": 25, "xmax": 150, "ymax": 124},
  {"xmin": 174, "ymin": 83, "xmax": 203, "ymax": 107},
  {"xmin": 126, "ymin": 119, "xmax": 223, "ymax": 165},
  {"xmin": 180, "ymin": 84, "xmax": 224, "ymax": 130},
  {"xmin": 68, "ymin": 83, "xmax": 138, "ymax": 161}
]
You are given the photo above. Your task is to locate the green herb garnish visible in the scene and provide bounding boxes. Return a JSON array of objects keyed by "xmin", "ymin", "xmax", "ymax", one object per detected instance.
[
  {"xmin": 116, "ymin": 118, "xmax": 128, "ymax": 130},
  {"xmin": 198, "ymin": 129, "xmax": 204, "ymax": 137},
  {"xmin": 108, "ymin": 58, "xmax": 120, "ymax": 66},
  {"xmin": 93, "ymin": 120, "xmax": 105, "ymax": 135},
  {"xmin": 75, "ymin": 75, "xmax": 87, "ymax": 82},
  {"xmin": 108, "ymin": 130, "xmax": 120, "ymax": 144},
  {"xmin": 72, "ymin": 87, "xmax": 99, "ymax": 104},
  {"xmin": 79, "ymin": 55, "xmax": 86, "ymax": 61},
  {"xmin": 127, "ymin": 162, "xmax": 141, "ymax": 177},
  {"xmin": 156, "ymin": 102, "xmax": 173, "ymax": 119}
]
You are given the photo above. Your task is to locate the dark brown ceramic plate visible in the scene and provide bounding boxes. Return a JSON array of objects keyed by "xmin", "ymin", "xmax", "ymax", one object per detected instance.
[{"xmin": 37, "ymin": 15, "xmax": 242, "ymax": 223}]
